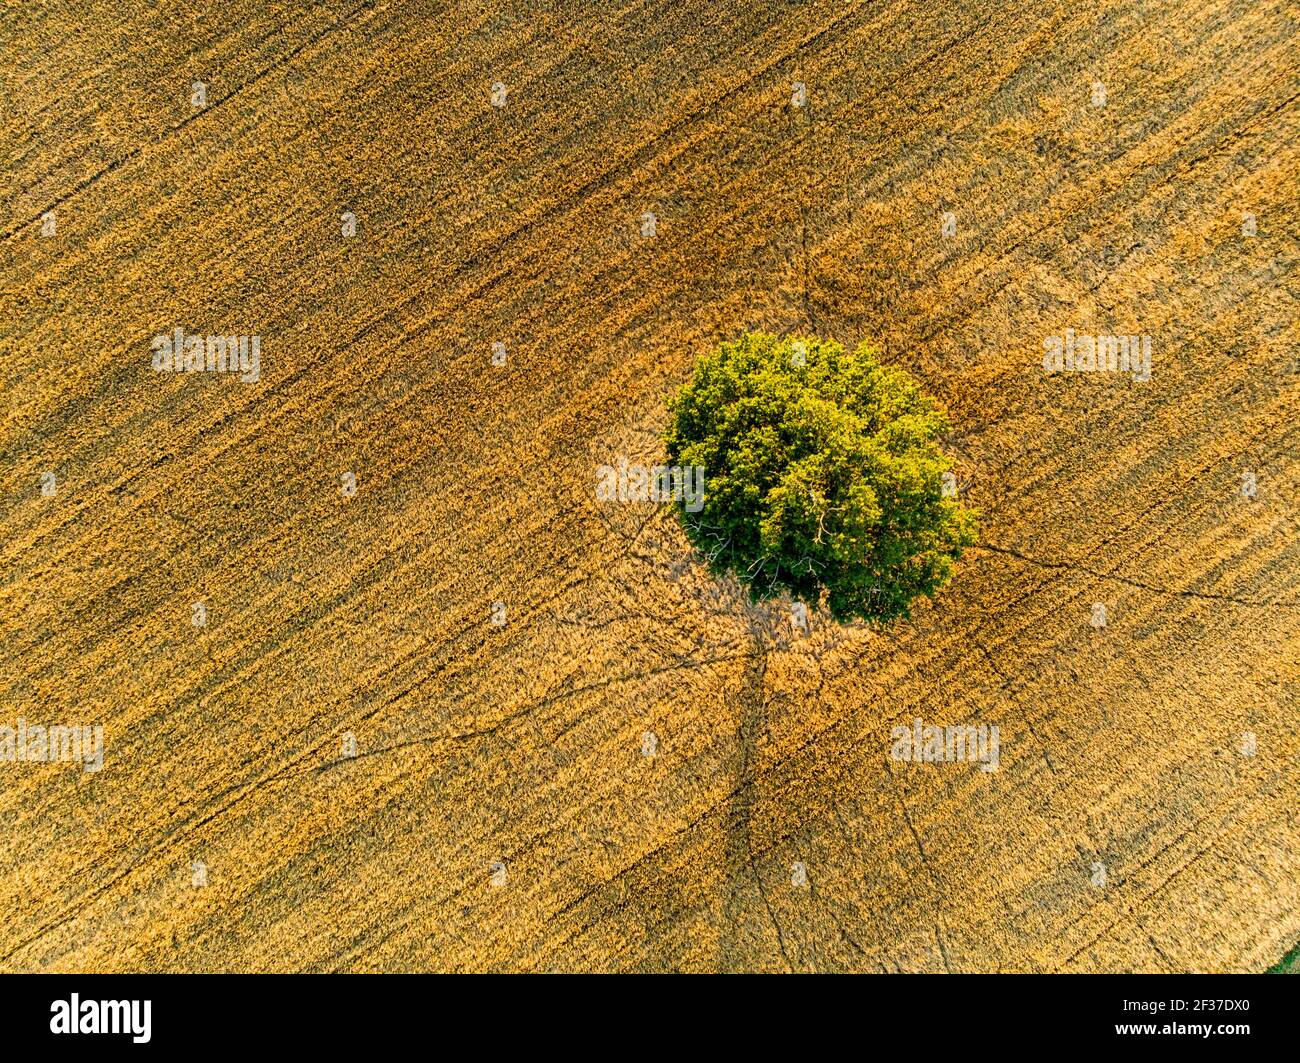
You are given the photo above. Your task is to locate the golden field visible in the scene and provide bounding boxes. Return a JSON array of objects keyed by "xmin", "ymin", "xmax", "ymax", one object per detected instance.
[{"xmin": 1, "ymin": 0, "xmax": 1297, "ymax": 971}]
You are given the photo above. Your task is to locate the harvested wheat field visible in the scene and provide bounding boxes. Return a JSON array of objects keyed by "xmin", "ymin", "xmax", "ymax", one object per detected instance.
[{"xmin": 1, "ymin": 0, "xmax": 1297, "ymax": 974}]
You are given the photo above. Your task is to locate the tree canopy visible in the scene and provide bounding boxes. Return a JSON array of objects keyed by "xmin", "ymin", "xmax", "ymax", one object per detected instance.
[{"xmin": 665, "ymin": 332, "xmax": 978, "ymax": 623}]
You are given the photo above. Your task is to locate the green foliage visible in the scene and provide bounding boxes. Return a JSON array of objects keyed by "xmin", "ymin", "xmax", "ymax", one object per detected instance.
[
  {"xmin": 1268, "ymin": 939, "xmax": 1300, "ymax": 973},
  {"xmin": 665, "ymin": 332, "xmax": 978, "ymax": 623}
]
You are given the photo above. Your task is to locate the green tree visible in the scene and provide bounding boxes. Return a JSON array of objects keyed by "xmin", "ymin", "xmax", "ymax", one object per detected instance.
[{"xmin": 665, "ymin": 332, "xmax": 977, "ymax": 623}]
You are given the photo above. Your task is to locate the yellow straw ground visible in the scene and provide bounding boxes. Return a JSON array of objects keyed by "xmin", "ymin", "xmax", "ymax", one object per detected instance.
[{"xmin": 1, "ymin": 0, "xmax": 1297, "ymax": 971}]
